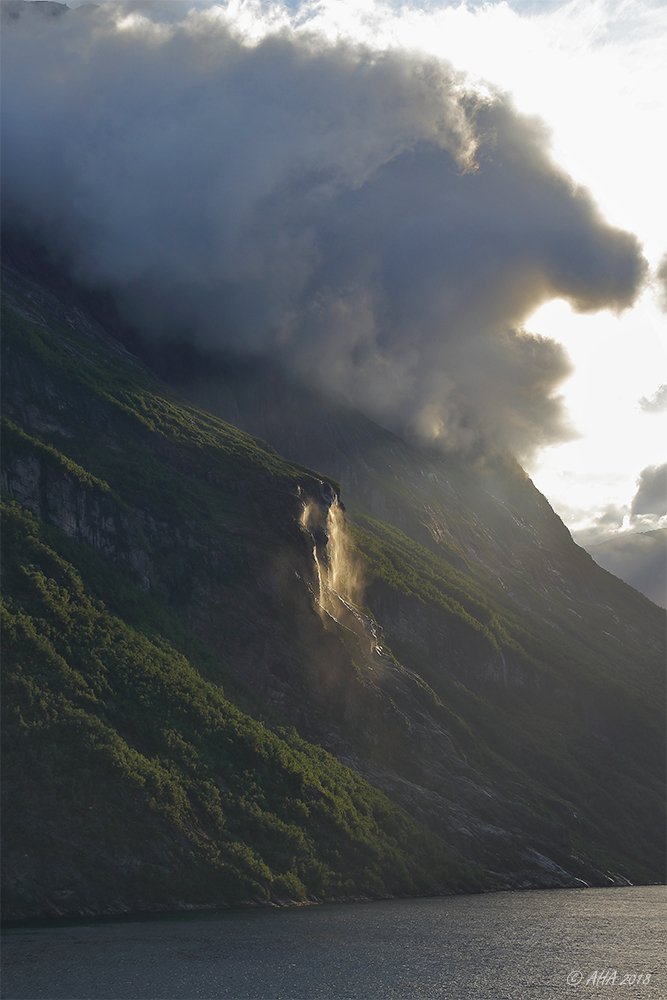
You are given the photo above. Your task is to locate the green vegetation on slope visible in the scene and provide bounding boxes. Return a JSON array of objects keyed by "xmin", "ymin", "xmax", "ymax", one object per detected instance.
[
  {"xmin": 2, "ymin": 261, "xmax": 664, "ymax": 915},
  {"xmin": 2, "ymin": 499, "xmax": 479, "ymax": 919},
  {"xmin": 350, "ymin": 510, "xmax": 663, "ymax": 725},
  {"xmin": 1, "ymin": 305, "xmax": 311, "ymax": 481},
  {"xmin": 1, "ymin": 301, "xmax": 319, "ymax": 615},
  {"xmin": 346, "ymin": 513, "xmax": 665, "ymax": 880}
]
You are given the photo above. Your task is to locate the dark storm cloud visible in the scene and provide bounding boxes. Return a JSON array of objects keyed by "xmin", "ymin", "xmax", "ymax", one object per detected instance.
[
  {"xmin": 1, "ymin": 1, "xmax": 648, "ymax": 458},
  {"xmin": 631, "ymin": 463, "xmax": 667, "ymax": 518}
]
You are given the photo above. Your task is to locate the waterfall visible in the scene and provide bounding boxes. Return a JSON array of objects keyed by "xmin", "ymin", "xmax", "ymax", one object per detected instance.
[
  {"xmin": 300, "ymin": 490, "xmax": 383, "ymax": 661},
  {"xmin": 300, "ymin": 494, "xmax": 355, "ymax": 616}
]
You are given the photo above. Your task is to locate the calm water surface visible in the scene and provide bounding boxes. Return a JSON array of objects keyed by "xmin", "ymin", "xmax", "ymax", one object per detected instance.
[{"xmin": 2, "ymin": 886, "xmax": 665, "ymax": 999}]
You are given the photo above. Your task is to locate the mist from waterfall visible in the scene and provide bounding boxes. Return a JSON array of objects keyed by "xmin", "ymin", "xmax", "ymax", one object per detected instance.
[{"xmin": 300, "ymin": 494, "xmax": 383, "ymax": 664}]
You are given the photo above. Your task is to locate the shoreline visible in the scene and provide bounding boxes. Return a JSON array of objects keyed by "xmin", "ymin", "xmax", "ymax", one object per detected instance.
[{"xmin": 4, "ymin": 879, "xmax": 660, "ymax": 933}]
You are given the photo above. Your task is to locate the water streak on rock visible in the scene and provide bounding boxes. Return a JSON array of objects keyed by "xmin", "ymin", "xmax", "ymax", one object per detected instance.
[{"xmin": 300, "ymin": 493, "xmax": 381, "ymax": 660}]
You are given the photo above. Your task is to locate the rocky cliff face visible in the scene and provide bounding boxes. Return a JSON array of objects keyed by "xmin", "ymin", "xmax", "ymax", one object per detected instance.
[
  {"xmin": 1, "ymin": 251, "xmax": 665, "ymax": 920},
  {"xmin": 1, "ymin": 445, "xmax": 153, "ymax": 588}
]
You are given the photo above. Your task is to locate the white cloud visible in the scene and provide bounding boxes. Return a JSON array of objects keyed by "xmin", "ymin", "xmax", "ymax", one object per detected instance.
[
  {"xmin": 8, "ymin": 0, "xmax": 667, "ymax": 548},
  {"xmin": 2, "ymin": 0, "xmax": 646, "ymax": 461}
]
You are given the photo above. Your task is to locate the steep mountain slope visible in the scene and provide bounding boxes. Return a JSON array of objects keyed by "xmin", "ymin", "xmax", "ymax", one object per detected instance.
[
  {"xmin": 1, "ymin": 251, "xmax": 665, "ymax": 921},
  {"xmin": 1, "ymin": 261, "xmax": 482, "ymax": 921},
  {"xmin": 173, "ymin": 344, "xmax": 667, "ymax": 884}
]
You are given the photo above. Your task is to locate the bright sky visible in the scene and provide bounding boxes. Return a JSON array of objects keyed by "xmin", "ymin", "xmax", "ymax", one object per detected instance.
[
  {"xmin": 431, "ymin": 0, "xmax": 667, "ymax": 545},
  {"xmin": 278, "ymin": 0, "xmax": 667, "ymax": 544},
  {"xmin": 40, "ymin": 0, "xmax": 667, "ymax": 542}
]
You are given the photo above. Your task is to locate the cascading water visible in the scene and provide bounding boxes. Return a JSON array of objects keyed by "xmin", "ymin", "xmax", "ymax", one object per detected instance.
[
  {"xmin": 300, "ymin": 489, "xmax": 384, "ymax": 662},
  {"xmin": 300, "ymin": 499, "xmax": 327, "ymax": 611}
]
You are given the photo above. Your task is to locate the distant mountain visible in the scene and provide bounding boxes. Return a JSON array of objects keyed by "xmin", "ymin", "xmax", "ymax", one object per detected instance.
[
  {"xmin": 1, "ymin": 244, "xmax": 665, "ymax": 922},
  {"xmin": 586, "ymin": 530, "xmax": 666, "ymax": 609}
]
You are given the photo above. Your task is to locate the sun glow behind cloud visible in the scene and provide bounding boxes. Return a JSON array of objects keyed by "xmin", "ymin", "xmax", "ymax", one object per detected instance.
[
  {"xmin": 312, "ymin": 0, "xmax": 667, "ymax": 543},
  {"xmin": 451, "ymin": 0, "xmax": 667, "ymax": 545},
  {"xmin": 190, "ymin": 0, "xmax": 667, "ymax": 540},
  {"xmin": 526, "ymin": 293, "xmax": 667, "ymax": 539},
  {"xmin": 356, "ymin": 0, "xmax": 665, "ymax": 531}
]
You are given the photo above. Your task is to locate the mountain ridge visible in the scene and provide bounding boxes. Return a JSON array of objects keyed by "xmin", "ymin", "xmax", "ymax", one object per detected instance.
[{"xmin": 1, "ymin": 245, "xmax": 664, "ymax": 921}]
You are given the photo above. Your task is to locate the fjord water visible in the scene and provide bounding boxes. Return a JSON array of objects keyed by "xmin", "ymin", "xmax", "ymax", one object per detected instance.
[{"xmin": 2, "ymin": 887, "xmax": 665, "ymax": 1000}]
